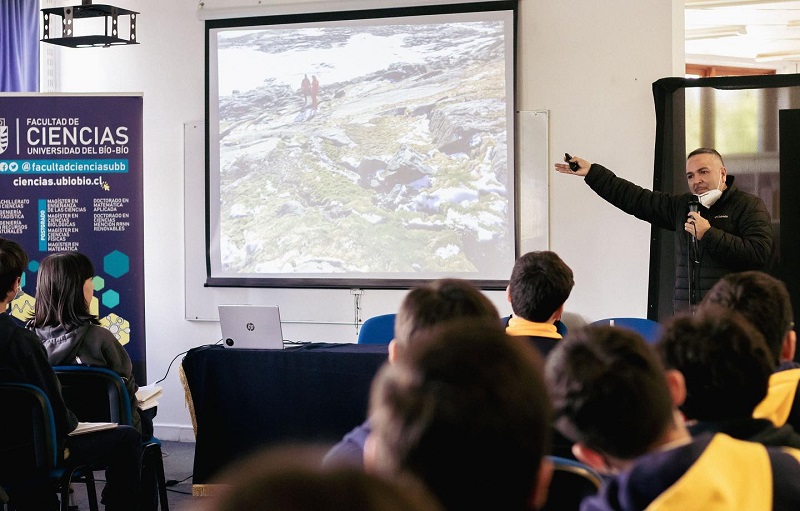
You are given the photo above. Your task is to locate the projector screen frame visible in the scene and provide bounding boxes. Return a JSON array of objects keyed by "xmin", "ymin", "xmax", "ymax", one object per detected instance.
[{"xmin": 204, "ymin": 1, "xmax": 519, "ymax": 290}]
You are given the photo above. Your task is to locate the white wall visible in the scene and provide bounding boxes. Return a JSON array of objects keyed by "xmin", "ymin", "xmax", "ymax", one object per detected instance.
[{"xmin": 52, "ymin": 0, "xmax": 683, "ymax": 439}]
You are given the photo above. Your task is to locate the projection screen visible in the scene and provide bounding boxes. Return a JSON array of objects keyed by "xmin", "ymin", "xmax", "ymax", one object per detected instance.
[{"xmin": 206, "ymin": 2, "xmax": 517, "ymax": 288}]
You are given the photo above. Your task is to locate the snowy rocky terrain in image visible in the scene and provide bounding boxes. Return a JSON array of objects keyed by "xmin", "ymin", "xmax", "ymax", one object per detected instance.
[{"xmin": 216, "ymin": 21, "xmax": 512, "ymax": 275}]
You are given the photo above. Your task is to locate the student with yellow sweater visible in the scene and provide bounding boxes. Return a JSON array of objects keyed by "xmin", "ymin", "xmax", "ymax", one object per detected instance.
[
  {"xmin": 503, "ymin": 251, "xmax": 574, "ymax": 358},
  {"xmin": 699, "ymin": 271, "xmax": 800, "ymax": 431},
  {"xmin": 546, "ymin": 324, "xmax": 800, "ymax": 511}
]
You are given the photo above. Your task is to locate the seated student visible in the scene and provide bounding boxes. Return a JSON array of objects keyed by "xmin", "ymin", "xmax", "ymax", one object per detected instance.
[
  {"xmin": 202, "ymin": 445, "xmax": 443, "ymax": 511},
  {"xmin": 0, "ymin": 238, "xmax": 142, "ymax": 511},
  {"xmin": 503, "ymin": 251, "xmax": 574, "ymax": 358},
  {"xmin": 657, "ymin": 308, "xmax": 800, "ymax": 448},
  {"xmin": 545, "ymin": 324, "xmax": 800, "ymax": 511},
  {"xmin": 30, "ymin": 251, "xmax": 153, "ymax": 440},
  {"xmin": 323, "ymin": 278, "xmax": 499, "ymax": 468},
  {"xmin": 366, "ymin": 320, "xmax": 553, "ymax": 511},
  {"xmin": 699, "ymin": 271, "xmax": 800, "ymax": 430}
]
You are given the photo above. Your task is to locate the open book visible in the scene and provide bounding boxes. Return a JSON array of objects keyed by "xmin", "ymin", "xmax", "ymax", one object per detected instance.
[
  {"xmin": 69, "ymin": 422, "xmax": 118, "ymax": 436},
  {"xmin": 135, "ymin": 384, "xmax": 163, "ymax": 411}
]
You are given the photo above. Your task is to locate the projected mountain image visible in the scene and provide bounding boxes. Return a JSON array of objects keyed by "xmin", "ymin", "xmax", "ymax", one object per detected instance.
[{"xmin": 215, "ymin": 19, "xmax": 512, "ymax": 276}]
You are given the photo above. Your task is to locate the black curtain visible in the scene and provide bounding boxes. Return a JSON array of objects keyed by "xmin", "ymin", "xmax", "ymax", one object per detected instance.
[{"xmin": 648, "ymin": 74, "xmax": 800, "ymax": 321}]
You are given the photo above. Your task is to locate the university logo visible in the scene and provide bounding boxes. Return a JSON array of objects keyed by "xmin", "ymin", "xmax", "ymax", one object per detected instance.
[{"xmin": 0, "ymin": 119, "xmax": 8, "ymax": 155}]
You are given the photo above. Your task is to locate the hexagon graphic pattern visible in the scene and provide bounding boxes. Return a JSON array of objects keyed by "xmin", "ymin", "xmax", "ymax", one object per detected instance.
[
  {"xmin": 102, "ymin": 289, "xmax": 120, "ymax": 309},
  {"xmin": 89, "ymin": 296, "xmax": 99, "ymax": 317},
  {"xmin": 104, "ymin": 250, "xmax": 130, "ymax": 278},
  {"xmin": 100, "ymin": 313, "xmax": 131, "ymax": 346},
  {"xmin": 11, "ymin": 292, "xmax": 34, "ymax": 322}
]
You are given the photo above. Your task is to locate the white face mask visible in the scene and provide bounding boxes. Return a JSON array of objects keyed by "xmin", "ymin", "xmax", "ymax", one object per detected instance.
[{"xmin": 696, "ymin": 173, "xmax": 723, "ymax": 208}]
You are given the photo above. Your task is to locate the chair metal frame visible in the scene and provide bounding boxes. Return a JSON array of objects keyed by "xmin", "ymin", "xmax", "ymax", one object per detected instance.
[
  {"xmin": 53, "ymin": 366, "xmax": 170, "ymax": 510},
  {"xmin": 542, "ymin": 455, "xmax": 603, "ymax": 511},
  {"xmin": 0, "ymin": 383, "xmax": 99, "ymax": 511}
]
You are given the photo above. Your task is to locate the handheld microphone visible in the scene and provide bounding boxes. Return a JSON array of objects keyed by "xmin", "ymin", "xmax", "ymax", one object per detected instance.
[
  {"xmin": 688, "ymin": 198, "xmax": 700, "ymax": 240},
  {"xmin": 688, "ymin": 198, "xmax": 700, "ymax": 264}
]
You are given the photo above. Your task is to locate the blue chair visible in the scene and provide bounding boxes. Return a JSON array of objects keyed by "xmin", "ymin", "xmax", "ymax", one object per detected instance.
[
  {"xmin": 541, "ymin": 456, "xmax": 603, "ymax": 511},
  {"xmin": 591, "ymin": 317, "xmax": 663, "ymax": 344},
  {"xmin": 0, "ymin": 383, "xmax": 99, "ymax": 511},
  {"xmin": 54, "ymin": 366, "xmax": 169, "ymax": 510},
  {"xmin": 357, "ymin": 313, "xmax": 396, "ymax": 344}
]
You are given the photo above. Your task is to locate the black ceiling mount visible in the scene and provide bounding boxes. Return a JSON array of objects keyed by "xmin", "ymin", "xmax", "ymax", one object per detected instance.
[{"xmin": 41, "ymin": 1, "xmax": 139, "ymax": 48}]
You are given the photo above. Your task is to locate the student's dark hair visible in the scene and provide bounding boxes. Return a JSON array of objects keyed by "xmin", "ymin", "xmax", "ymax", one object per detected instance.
[
  {"xmin": 33, "ymin": 252, "xmax": 98, "ymax": 329},
  {"xmin": 393, "ymin": 278, "xmax": 498, "ymax": 354},
  {"xmin": 0, "ymin": 238, "xmax": 28, "ymax": 296},
  {"xmin": 687, "ymin": 147, "xmax": 724, "ymax": 166},
  {"xmin": 370, "ymin": 320, "xmax": 550, "ymax": 511},
  {"xmin": 508, "ymin": 251, "xmax": 574, "ymax": 322},
  {"xmin": 657, "ymin": 308, "xmax": 774, "ymax": 422},
  {"xmin": 545, "ymin": 325, "xmax": 674, "ymax": 460},
  {"xmin": 701, "ymin": 271, "xmax": 793, "ymax": 365},
  {"xmin": 208, "ymin": 445, "xmax": 442, "ymax": 511}
]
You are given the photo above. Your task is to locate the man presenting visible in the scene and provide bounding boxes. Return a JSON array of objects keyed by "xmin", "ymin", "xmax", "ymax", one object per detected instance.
[{"xmin": 555, "ymin": 148, "xmax": 772, "ymax": 312}]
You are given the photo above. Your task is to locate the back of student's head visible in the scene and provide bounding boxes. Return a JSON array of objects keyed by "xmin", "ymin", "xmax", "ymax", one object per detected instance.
[
  {"xmin": 509, "ymin": 251, "xmax": 574, "ymax": 322},
  {"xmin": 657, "ymin": 308, "xmax": 774, "ymax": 422},
  {"xmin": 33, "ymin": 251, "xmax": 96, "ymax": 328},
  {"xmin": 393, "ymin": 278, "xmax": 498, "ymax": 357},
  {"xmin": 204, "ymin": 445, "xmax": 442, "ymax": 511},
  {"xmin": 701, "ymin": 270, "xmax": 793, "ymax": 365},
  {"xmin": 369, "ymin": 320, "xmax": 550, "ymax": 511},
  {"xmin": 0, "ymin": 238, "xmax": 28, "ymax": 296},
  {"xmin": 545, "ymin": 326, "xmax": 674, "ymax": 460}
]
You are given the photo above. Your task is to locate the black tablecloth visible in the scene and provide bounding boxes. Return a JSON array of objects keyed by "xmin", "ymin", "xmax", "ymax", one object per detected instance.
[{"xmin": 181, "ymin": 343, "xmax": 388, "ymax": 484}]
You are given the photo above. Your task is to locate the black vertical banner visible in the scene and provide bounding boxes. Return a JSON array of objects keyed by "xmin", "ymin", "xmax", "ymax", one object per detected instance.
[{"xmin": 0, "ymin": 94, "xmax": 146, "ymax": 381}]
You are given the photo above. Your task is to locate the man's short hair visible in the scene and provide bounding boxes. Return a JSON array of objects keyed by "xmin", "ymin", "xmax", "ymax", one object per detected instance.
[
  {"xmin": 0, "ymin": 238, "xmax": 28, "ymax": 296},
  {"xmin": 369, "ymin": 320, "xmax": 550, "ymax": 511},
  {"xmin": 508, "ymin": 251, "xmax": 574, "ymax": 322},
  {"xmin": 657, "ymin": 308, "xmax": 774, "ymax": 422},
  {"xmin": 701, "ymin": 271, "xmax": 794, "ymax": 365},
  {"xmin": 687, "ymin": 147, "xmax": 725, "ymax": 166},
  {"xmin": 393, "ymin": 279, "xmax": 498, "ymax": 354},
  {"xmin": 545, "ymin": 326, "xmax": 674, "ymax": 460}
]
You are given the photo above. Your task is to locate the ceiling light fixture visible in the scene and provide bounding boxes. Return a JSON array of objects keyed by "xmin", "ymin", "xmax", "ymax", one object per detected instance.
[
  {"xmin": 686, "ymin": 0, "xmax": 788, "ymax": 8},
  {"xmin": 685, "ymin": 25, "xmax": 748, "ymax": 39},
  {"xmin": 41, "ymin": 1, "xmax": 139, "ymax": 48},
  {"xmin": 755, "ymin": 50, "xmax": 800, "ymax": 61}
]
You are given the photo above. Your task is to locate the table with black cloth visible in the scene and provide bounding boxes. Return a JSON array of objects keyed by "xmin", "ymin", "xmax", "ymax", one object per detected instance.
[{"xmin": 180, "ymin": 343, "xmax": 388, "ymax": 493}]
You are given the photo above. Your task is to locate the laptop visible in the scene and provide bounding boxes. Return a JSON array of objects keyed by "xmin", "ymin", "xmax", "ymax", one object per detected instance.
[{"xmin": 218, "ymin": 305, "xmax": 284, "ymax": 349}]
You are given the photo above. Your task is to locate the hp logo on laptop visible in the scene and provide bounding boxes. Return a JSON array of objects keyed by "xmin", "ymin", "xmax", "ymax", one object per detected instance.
[{"xmin": 246, "ymin": 322, "xmax": 255, "ymax": 331}]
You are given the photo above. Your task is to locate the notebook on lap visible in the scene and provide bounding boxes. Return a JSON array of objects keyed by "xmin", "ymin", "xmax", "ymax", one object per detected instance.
[{"xmin": 218, "ymin": 305, "xmax": 284, "ymax": 349}]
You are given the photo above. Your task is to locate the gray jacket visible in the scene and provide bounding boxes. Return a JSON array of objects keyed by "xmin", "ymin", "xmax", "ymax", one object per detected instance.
[{"xmin": 35, "ymin": 322, "xmax": 143, "ymax": 434}]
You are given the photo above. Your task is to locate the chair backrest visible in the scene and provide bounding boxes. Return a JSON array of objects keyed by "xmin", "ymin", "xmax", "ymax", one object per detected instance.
[
  {"xmin": 0, "ymin": 383, "xmax": 59, "ymax": 481},
  {"xmin": 357, "ymin": 313, "xmax": 396, "ymax": 344},
  {"xmin": 542, "ymin": 456, "xmax": 603, "ymax": 511},
  {"xmin": 53, "ymin": 366, "xmax": 133, "ymax": 425},
  {"xmin": 591, "ymin": 317, "xmax": 663, "ymax": 344}
]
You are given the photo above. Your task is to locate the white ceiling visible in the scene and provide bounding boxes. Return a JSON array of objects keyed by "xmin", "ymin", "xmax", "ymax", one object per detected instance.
[{"xmin": 685, "ymin": 0, "xmax": 800, "ymax": 71}]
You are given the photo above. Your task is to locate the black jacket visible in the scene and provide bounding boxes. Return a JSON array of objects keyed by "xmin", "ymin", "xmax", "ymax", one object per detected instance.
[
  {"xmin": 689, "ymin": 417, "xmax": 800, "ymax": 450},
  {"xmin": 584, "ymin": 164, "xmax": 773, "ymax": 311},
  {"xmin": 0, "ymin": 312, "xmax": 78, "ymax": 445}
]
